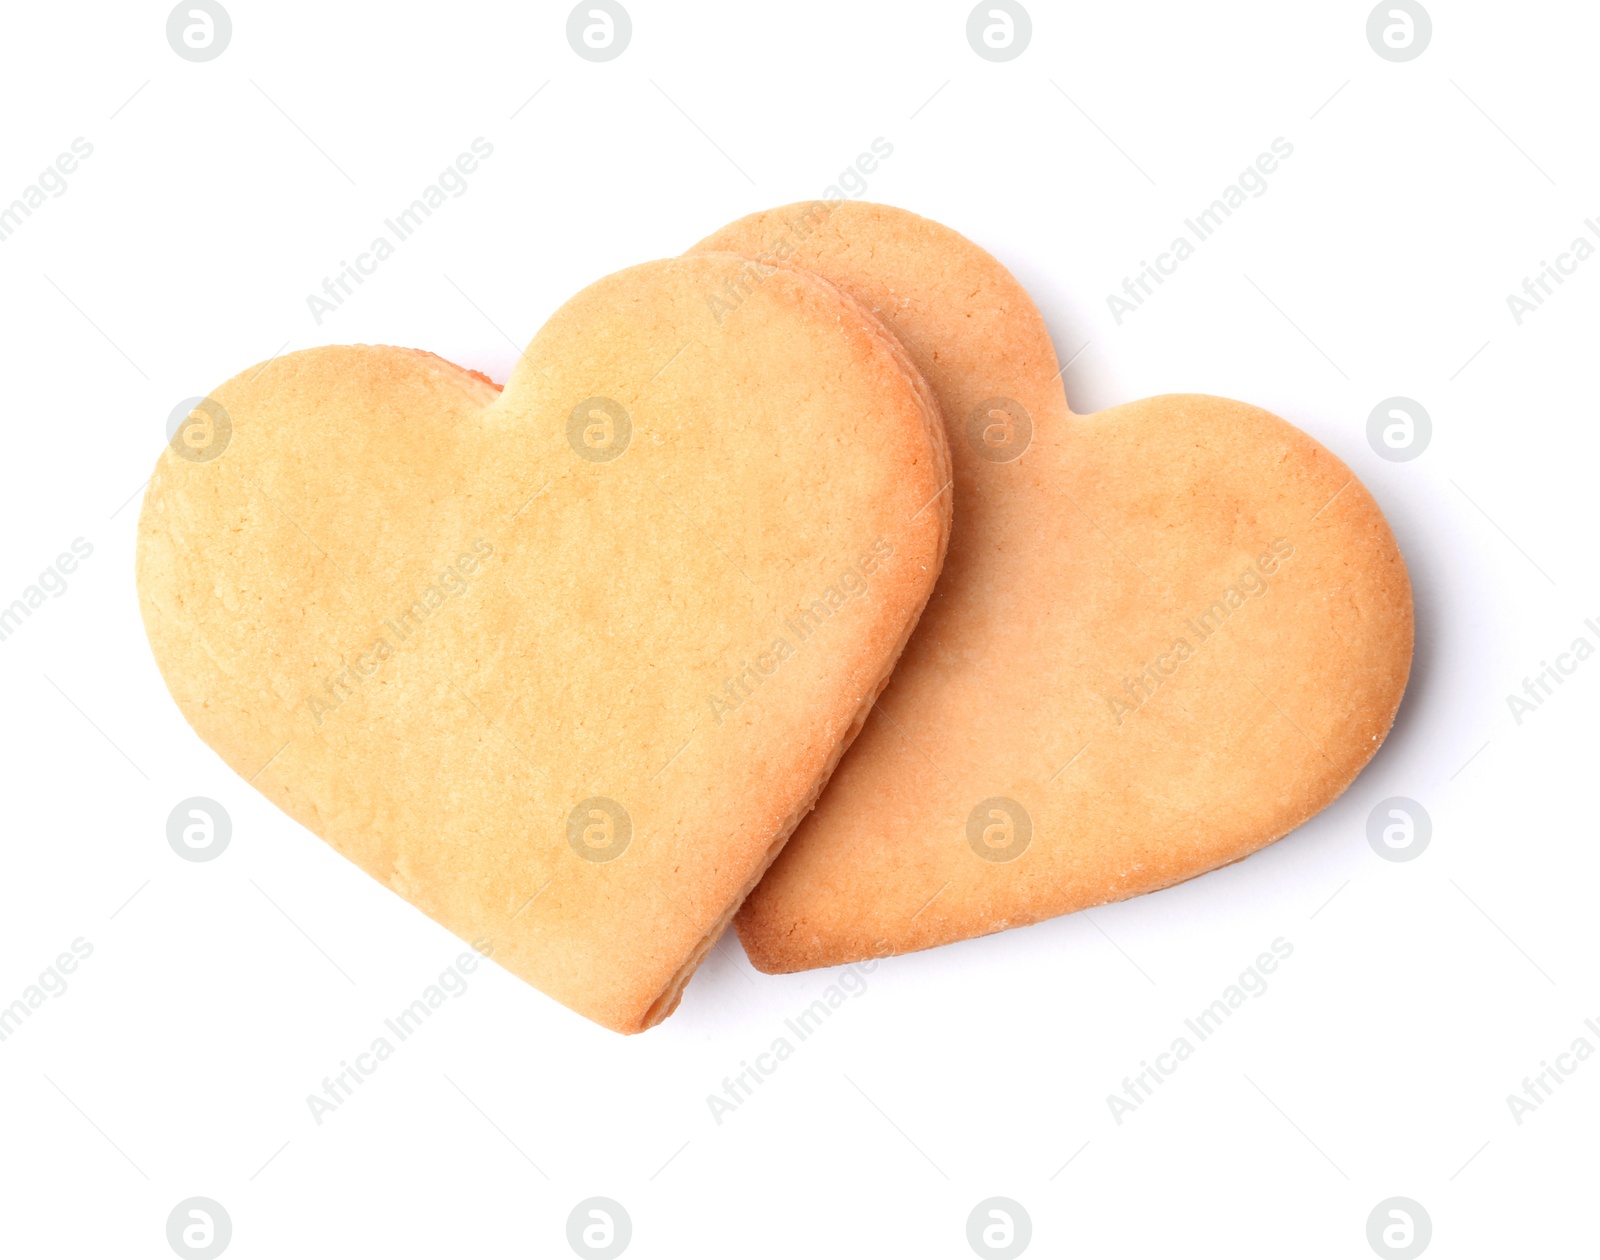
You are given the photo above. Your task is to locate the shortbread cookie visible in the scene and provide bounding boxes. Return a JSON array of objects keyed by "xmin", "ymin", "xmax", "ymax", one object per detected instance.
[
  {"xmin": 692, "ymin": 203, "xmax": 1412, "ymax": 972},
  {"xmin": 137, "ymin": 253, "xmax": 950, "ymax": 1031}
]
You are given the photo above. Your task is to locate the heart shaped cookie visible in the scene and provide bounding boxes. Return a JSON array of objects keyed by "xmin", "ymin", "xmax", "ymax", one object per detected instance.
[
  {"xmin": 137, "ymin": 254, "xmax": 950, "ymax": 1030},
  {"xmin": 692, "ymin": 203, "xmax": 1412, "ymax": 972}
]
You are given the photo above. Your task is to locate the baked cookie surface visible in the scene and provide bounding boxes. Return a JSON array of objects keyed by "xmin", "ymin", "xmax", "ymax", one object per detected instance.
[
  {"xmin": 692, "ymin": 203, "xmax": 1413, "ymax": 973},
  {"xmin": 137, "ymin": 253, "xmax": 950, "ymax": 1030}
]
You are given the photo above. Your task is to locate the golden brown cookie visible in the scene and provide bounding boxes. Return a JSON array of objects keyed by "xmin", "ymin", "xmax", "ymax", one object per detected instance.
[
  {"xmin": 137, "ymin": 253, "xmax": 950, "ymax": 1030},
  {"xmin": 691, "ymin": 203, "xmax": 1413, "ymax": 973}
]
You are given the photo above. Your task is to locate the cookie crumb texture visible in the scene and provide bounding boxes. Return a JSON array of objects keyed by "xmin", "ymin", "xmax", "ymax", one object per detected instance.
[{"xmin": 137, "ymin": 255, "xmax": 949, "ymax": 1031}]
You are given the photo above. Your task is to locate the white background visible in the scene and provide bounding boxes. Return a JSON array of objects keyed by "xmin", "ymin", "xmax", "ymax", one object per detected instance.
[{"xmin": 1, "ymin": 1, "xmax": 1595, "ymax": 1256}]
